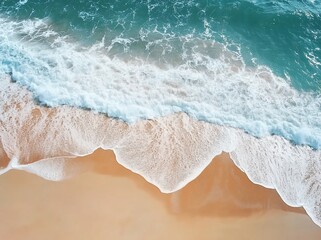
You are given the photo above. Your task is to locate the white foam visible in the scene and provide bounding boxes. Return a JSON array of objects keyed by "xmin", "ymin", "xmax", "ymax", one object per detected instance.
[
  {"xmin": 0, "ymin": 17, "xmax": 320, "ymax": 149},
  {"xmin": 1, "ymin": 75, "xmax": 321, "ymax": 226}
]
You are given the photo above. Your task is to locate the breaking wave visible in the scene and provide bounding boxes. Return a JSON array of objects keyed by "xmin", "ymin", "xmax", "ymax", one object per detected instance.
[{"xmin": 0, "ymin": 17, "xmax": 320, "ymax": 149}]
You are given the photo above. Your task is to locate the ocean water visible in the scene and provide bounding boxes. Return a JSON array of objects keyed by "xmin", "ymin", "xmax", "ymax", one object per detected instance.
[
  {"xmin": 1, "ymin": 0, "xmax": 321, "ymax": 226},
  {"xmin": 0, "ymin": 0, "xmax": 320, "ymax": 148}
]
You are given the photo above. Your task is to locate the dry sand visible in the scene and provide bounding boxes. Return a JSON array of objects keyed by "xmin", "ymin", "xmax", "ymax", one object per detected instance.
[{"xmin": 0, "ymin": 150, "xmax": 320, "ymax": 240}]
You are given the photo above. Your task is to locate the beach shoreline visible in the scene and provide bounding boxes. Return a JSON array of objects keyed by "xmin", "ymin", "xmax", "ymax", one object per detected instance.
[
  {"xmin": 1, "ymin": 76, "xmax": 321, "ymax": 228},
  {"xmin": 1, "ymin": 1, "xmax": 321, "ymax": 238},
  {"xmin": 1, "ymin": 150, "xmax": 321, "ymax": 239}
]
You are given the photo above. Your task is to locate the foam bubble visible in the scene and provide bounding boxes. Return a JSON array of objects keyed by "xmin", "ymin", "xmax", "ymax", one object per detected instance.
[
  {"xmin": 0, "ymin": 17, "xmax": 320, "ymax": 149},
  {"xmin": 1, "ymin": 75, "xmax": 321, "ymax": 226}
]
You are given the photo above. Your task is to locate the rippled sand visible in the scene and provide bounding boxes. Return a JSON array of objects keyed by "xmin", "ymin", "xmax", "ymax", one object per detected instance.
[{"xmin": 0, "ymin": 150, "xmax": 320, "ymax": 240}]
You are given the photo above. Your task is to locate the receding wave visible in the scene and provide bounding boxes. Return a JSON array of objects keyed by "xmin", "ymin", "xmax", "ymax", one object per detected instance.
[{"xmin": 1, "ymin": 75, "xmax": 320, "ymax": 226}]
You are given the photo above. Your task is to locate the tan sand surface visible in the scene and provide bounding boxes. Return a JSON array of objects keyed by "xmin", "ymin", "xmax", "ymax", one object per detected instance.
[{"xmin": 0, "ymin": 150, "xmax": 320, "ymax": 240}]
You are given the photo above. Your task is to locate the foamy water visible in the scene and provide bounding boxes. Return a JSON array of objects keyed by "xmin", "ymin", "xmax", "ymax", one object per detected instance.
[
  {"xmin": 0, "ymin": 0, "xmax": 321, "ymax": 228},
  {"xmin": 0, "ymin": 17, "xmax": 320, "ymax": 149}
]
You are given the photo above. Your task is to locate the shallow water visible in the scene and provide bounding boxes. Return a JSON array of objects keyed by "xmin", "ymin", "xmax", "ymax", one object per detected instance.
[{"xmin": 0, "ymin": 0, "xmax": 321, "ymax": 231}]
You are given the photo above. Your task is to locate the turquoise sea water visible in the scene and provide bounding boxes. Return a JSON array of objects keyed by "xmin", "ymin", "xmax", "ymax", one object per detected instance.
[
  {"xmin": 1, "ymin": 0, "xmax": 320, "ymax": 89},
  {"xmin": 0, "ymin": 0, "xmax": 320, "ymax": 148}
]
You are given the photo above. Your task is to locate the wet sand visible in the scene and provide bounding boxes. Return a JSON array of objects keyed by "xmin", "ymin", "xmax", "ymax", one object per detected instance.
[{"xmin": 0, "ymin": 150, "xmax": 320, "ymax": 240}]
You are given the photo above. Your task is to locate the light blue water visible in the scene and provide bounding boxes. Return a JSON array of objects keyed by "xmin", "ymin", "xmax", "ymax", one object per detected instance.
[{"xmin": 0, "ymin": 0, "xmax": 320, "ymax": 148}]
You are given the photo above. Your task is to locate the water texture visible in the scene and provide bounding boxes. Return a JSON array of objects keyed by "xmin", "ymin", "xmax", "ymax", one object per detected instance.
[
  {"xmin": 1, "ymin": 1, "xmax": 321, "ymax": 226},
  {"xmin": 0, "ymin": 0, "xmax": 320, "ymax": 148}
]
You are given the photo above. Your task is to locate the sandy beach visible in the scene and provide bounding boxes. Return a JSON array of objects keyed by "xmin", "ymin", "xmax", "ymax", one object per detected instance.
[
  {"xmin": 1, "ymin": 150, "xmax": 320, "ymax": 240},
  {"xmin": 1, "ymin": 1, "xmax": 321, "ymax": 239},
  {"xmin": 1, "ymin": 76, "xmax": 321, "ymax": 238}
]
